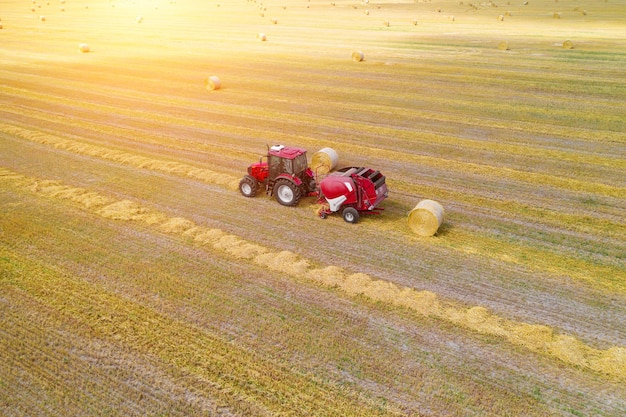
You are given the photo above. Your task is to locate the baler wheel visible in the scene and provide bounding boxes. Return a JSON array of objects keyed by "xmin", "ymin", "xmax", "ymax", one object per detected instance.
[
  {"xmin": 342, "ymin": 207, "xmax": 360, "ymax": 223},
  {"xmin": 273, "ymin": 178, "xmax": 301, "ymax": 206},
  {"xmin": 239, "ymin": 176, "xmax": 259, "ymax": 197}
]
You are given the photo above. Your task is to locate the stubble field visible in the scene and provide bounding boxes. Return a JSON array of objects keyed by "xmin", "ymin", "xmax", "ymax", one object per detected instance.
[{"xmin": 1, "ymin": 0, "xmax": 625, "ymax": 416}]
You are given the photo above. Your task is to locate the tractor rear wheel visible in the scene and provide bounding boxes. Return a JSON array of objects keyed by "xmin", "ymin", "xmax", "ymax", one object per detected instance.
[
  {"xmin": 273, "ymin": 178, "xmax": 302, "ymax": 206},
  {"xmin": 239, "ymin": 176, "xmax": 259, "ymax": 197},
  {"xmin": 342, "ymin": 207, "xmax": 360, "ymax": 223}
]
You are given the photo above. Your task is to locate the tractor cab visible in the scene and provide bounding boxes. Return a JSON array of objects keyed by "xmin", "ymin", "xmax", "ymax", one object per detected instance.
[
  {"xmin": 239, "ymin": 145, "xmax": 316, "ymax": 206},
  {"xmin": 267, "ymin": 145, "xmax": 309, "ymax": 180}
]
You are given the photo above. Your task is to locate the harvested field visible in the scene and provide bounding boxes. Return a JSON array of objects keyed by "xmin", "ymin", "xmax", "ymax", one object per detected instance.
[{"xmin": 1, "ymin": 0, "xmax": 625, "ymax": 416}]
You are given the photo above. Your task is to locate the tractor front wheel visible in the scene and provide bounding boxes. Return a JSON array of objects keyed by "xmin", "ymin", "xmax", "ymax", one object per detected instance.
[
  {"xmin": 273, "ymin": 179, "xmax": 302, "ymax": 206},
  {"xmin": 342, "ymin": 207, "xmax": 360, "ymax": 223},
  {"xmin": 239, "ymin": 176, "xmax": 259, "ymax": 197}
]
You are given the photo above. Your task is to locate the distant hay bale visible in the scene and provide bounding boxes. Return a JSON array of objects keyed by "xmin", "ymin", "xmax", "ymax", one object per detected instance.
[
  {"xmin": 553, "ymin": 12, "xmax": 561, "ymax": 19},
  {"xmin": 351, "ymin": 50, "xmax": 364, "ymax": 62},
  {"xmin": 257, "ymin": 32, "xmax": 267, "ymax": 41},
  {"xmin": 498, "ymin": 14, "xmax": 504, "ymax": 21},
  {"xmin": 413, "ymin": 19, "xmax": 418, "ymax": 25},
  {"xmin": 498, "ymin": 40, "xmax": 509, "ymax": 50},
  {"xmin": 408, "ymin": 199, "xmax": 445, "ymax": 236},
  {"xmin": 271, "ymin": 17, "xmax": 278, "ymax": 24},
  {"xmin": 204, "ymin": 75, "xmax": 221, "ymax": 90},
  {"xmin": 78, "ymin": 43, "xmax": 90, "ymax": 53},
  {"xmin": 383, "ymin": 20, "xmax": 390, "ymax": 27},
  {"xmin": 311, "ymin": 147, "xmax": 338, "ymax": 174},
  {"xmin": 562, "ymin": 39, "xmax": 574, "ymax": 49},
  {"xmin": 136, "ymin": 15, "xmax": 143, "ymax": 23},
  {"xmin": 365, "ymin": 9, "xmax": 369, "ymax": 15},
  {"xmin": 40, "ymin": 15, "xmax": 45, "ymax": 21}
]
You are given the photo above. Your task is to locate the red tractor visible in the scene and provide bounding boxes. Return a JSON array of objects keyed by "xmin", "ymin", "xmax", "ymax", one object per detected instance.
[
  {"xmin": 239, "ymin": 145, "xmax": 317, "ymax": 206},
  {"xmin": 317, "ymin": 167, "xmax": 388, "ymax": 223}
]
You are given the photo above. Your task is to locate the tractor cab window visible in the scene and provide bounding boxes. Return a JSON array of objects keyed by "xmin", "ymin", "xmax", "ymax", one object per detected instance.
[
  {"xmin": 293, "ymin": 154, "xmax": 308, "ymax": 174},
  {"xmin": 269, "ymin": 155, "xmax": 282, "ymax": 172},
  {"xmin": 283, "ymin": 158, "xmax": 293, "ymax": 174}
]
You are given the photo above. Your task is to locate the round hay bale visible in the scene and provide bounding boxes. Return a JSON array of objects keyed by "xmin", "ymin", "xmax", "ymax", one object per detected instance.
[
  {"xmin": 0, "ymin": 24, "xmax": 3, "ymax": 30},
  {"xmin": 257, "ymin": 32, "xmax": 267, "ymax": 41},
  {"xmin": 39, "ymin": 15, "xmax": 45, "ymax": 21},
  {"xmin": 351, "ymin": 51, "xmax": 364, "ymax": 62},
  {"xmin": 562, "ymin": 40, "xmax": 574, "ymax": 49},
  {"xmin": 413, "ymin": 19, "xmax": 418, "ymax": 25},
  {"xmin": 271, "ymin": 18, "xmax": 278, "ymax": 24},
  {"xmin": 498, "ymin": 14, "xmax": 504, "ymax": 21},
  {"xmin": 498, "ymin": 40, "xmax": 509, "ymax": 50},
  {"xmin": 311, "ymin": 147, "xmax": 339, "ymax": 174},
  {"xmin": 78, "ymin": 43, "xmax": 90, "ymax": 53},
  {"xmin": 408, "ymin": 199, "xmax": 445, "ymax": 236},
  {"xmin": 553, "ymin": 12, "xmax": 561, "ymax": 19},
  {"xmin": 384, "ymin": 20, "xmax": 390, "ymax": 27},
  {"xmin": 136, "ymin": 15, "xmax": 143, "ymax": 23},
  {"xmin": 204, "ymin": 75, "xmax": 221, "ymax": 90}
]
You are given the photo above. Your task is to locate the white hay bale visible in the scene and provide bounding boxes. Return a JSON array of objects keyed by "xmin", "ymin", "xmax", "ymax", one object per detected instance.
[
  {"xmin": 562, "ymin": 40, "xmax": 574, "ymax": 49},
  {"xmin": 257, "ymin": 32, "xmax": 267, "ymax": 41},
  {"xmin": 351, "ymin": 51, "xmax": 364, "ymax": 62},
  {"xmin": 498, "ymin": 40, "xmax": 509, "ymax": 50},
  {"xmin": 78, "ymin": 43, "xmax": 90, "ymax": 53},
  {"xmin": 204, "ymin": 75, "xmax": 221, "ymax": 91},
  {"xmin": 408, "ymin": 199, "xmax": 445, "ymax": 236},
  {"xmin": 311, "ymin": 147, "xmax": 339, "ymax": 174}
]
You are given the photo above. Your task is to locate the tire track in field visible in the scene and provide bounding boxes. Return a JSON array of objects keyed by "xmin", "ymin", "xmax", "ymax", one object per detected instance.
[
  {"xmin": 2, "ymin": 167, "xmax": 625, "ymax": 381},
  {"xmin": 4, "ymin": 121, "xmax": 624, "ymax": 296}
]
